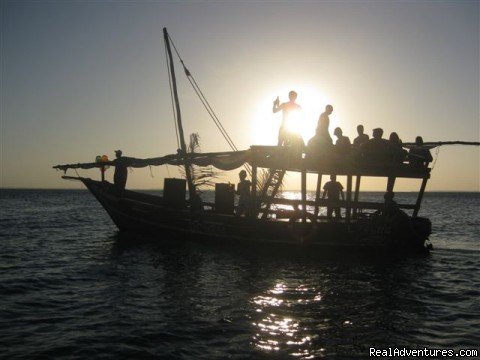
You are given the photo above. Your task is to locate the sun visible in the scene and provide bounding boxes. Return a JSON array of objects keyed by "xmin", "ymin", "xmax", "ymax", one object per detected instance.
[{"xmin": 250, "ymin": 85, "xmax": 332, "ymax": 145}]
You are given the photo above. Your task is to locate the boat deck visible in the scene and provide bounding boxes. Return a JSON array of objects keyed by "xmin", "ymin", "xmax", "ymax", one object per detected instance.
[{"xmin": 250, "ymin": 145, "xmax": 430, "ymax": 179}]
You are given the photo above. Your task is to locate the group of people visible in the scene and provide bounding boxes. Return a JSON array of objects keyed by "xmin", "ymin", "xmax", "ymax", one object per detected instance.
[
  {"xmin": 115, "ymin": 90, "xmax": 432, "ymax": 217},
  {"xmin": 235, "ymin": 170, "xmax": 346, "ymax": 219},
  {"xmin": 273, "ymin": 90, "xmax": 433, "ymax": 167},
  {"xmin": 235, "ymin": 90, "xmax": 434, "ymax": 217}
]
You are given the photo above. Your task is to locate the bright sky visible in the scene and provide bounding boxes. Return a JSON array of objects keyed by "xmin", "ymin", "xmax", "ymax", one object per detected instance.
[{"xmin": 2, "ymin": 1, "xmax": 479, "ymax": 191}]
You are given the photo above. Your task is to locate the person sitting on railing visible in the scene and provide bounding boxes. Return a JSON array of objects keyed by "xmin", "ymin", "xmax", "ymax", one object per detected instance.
[
  {"xmin": 333, "ymin": 127, "xmax": 352, "ymax": 158},
  {"xmin": 388, "ymin": 132, "xmax": 407, "ymax": 163},
  {"xmin": 236, "ymin": 170, "xmax": 252, "ymax": 216},
  {"xmin": 361, "ymin": 128, "xmax": 390, "ymax": 163},
  {"xmin": 408, "ymin": 136, "xmax": 433, "ymax": 167},
  {"xmin": 322, "ymin": 175, "xmax": 344, "ymax": 220}
]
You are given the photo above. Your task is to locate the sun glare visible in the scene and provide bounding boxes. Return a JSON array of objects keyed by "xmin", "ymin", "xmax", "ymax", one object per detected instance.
[{"xmin": 251, "ymin": 85, "xmax": 333, "ymax": 145}]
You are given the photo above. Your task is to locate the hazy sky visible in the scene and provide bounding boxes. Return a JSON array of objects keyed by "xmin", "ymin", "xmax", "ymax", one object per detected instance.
[{"xmin": 2, "ymin": 0, "xmax": 479, "ymax": 191}]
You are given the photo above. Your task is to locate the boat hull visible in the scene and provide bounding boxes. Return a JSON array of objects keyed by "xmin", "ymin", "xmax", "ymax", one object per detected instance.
[{"xmin": 82, "ymin": 178, "xmax": 431, "ymax": 253}]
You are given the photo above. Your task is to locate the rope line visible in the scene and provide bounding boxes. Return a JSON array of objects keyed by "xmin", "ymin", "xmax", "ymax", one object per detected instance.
[
  {"xmin": 168, "ymin": 34, "xmax": 237, "ymax": 150},
  {"xmin": 431, "ymin": 146, "xmax": 440, "ymax": 170},
  {"xmin": 167, "ymin": 33, "xmax": 252, "ymax": 176}
]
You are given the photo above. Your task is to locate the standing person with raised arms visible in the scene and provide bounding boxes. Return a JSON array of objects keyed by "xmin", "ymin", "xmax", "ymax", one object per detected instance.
[{"xmin": 272, "ymin": 90, "xmax": 302, "ymax": 146}]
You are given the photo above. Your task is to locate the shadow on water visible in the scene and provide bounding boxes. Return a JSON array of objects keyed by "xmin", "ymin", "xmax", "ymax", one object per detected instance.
[{"xmin": 103, "ymin": 231, "xmax": 448, "ymax": 359}]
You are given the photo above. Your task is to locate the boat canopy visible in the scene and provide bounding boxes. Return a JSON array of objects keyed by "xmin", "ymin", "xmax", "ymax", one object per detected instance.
[
  {"xmin": 54, "ymin": 146, "xmax": 433, "ymax": 179},
  {"xmin": 53, "ymin": 150, "xmax": 250, "ymax": 173}
]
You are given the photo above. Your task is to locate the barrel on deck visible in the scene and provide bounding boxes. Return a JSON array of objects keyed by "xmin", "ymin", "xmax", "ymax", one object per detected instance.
[
  {"xmin": 163, "ymin": 178, "xmax": 186, "ymax": 208},
  {"xmin": 215, "ymin": 183, "xmax": 235, "ymax": 214}
]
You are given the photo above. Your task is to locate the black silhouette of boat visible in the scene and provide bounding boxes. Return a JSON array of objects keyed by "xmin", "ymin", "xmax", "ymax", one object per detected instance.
[{"xmin": 53, "ymin": 28, "xmax": 446, "ymax": 253}]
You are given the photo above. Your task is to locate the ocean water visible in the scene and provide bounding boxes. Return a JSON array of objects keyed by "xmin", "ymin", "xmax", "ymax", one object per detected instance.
[{"xmin": 0, "ymin": 189, "xmax": 479, "ymax": 359}]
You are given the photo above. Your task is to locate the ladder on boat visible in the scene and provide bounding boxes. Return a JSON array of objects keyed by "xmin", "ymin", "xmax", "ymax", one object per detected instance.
[{"xmin": 259, "ymin": 169, "xmax": 286, "ymax": 219}]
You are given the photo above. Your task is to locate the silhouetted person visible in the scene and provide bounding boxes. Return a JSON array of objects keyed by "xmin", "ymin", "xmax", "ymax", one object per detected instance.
[
  {"xmin": 382, "ymin": 191, "xmax": 409, "ymax": 222},
  {"xmin": 408, "ymin": 136, "xmax": 433, "ymax": 167},
  {"xmin": 236, "ymin": 170, "xmax": 251, "ymax": 216},
  {"xmin": 388, "ymin": 132, "xmax": 402, "ymax": 147},
  {"xmin": 113, "ymin": 150, "xmax": 128, "ymax": 192},
  {"xmin": 362, "ymin": 128, "xmax": 389, "ymax": 162},
  {"xmin": 191, "ymin": 189, "xmax": 204, "ymax": 212},
  {"xmin": 353, "ymin": 125, "xmax": 369, "ymax": 148},
  {"xmin": 314, "ymin": 105, "xmax": 333, "ymax": 145},
  {"xmin": 317, "ymin": 104, "xmax": 333, "ymax": 134},
  {"xmin": 322, "ymin": 175, "xmax": 344, "ymax": 220},
  {"xmin": 273, "ymin": 90, "xmax": 302, "ymax": 146},
  {"xmin": 383, "ymin": 191, "xmax": 399, "ymax": 213},
  {"xmin": 388, "ymin": 132, "xmax": 406, "ymax": 163},
  {"xmin": 333, "ymin": 127, "xmax": 351, "ymax": 156}
]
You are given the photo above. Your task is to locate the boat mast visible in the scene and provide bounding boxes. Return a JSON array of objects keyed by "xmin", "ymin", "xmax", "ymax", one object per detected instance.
[{"xmin": 163, "ymin": 27, "xmax": 195, "ymax": 200}]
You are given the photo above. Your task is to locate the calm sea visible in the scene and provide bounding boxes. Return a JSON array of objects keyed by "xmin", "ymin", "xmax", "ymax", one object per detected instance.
[{"xmin": 0, "ymin": 189, "xmax": 479, "ymax": 359}]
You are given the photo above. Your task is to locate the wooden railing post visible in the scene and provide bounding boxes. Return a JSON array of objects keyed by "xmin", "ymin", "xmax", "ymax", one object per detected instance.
[
  {"xmin": 353, "ymin": 175, "xmax": 361, "ymax": 217},
  {"xmin": 314, "ymin": 173, "xmax": 323, "ymax": 217},
  {"xmin": 301, "ymin": 168, "xmax": 307, "ymax": 223},
  {"xmin": 346, "ymin": 175, "xmax": 352, "ymax": 223},
  {"xmin": 251, "ymin": 165, "xmax": 257, "ymax": 218},
  {"xmin": 413, "ymin": 176, "xmax": 428, "ymax": 217}
]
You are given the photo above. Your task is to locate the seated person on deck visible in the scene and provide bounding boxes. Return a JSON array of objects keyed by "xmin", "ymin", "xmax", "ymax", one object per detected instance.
[
  {"xmin": 388, "ymin": 132, "xmax": 407, "ymax": 163},
  {"xmin": 378, "ymin": 191, "xmax": 409, "ymax": 224},
  {"xmin": 353, "ymin": 125, "xmax": 369, "ymax": 148},
  {"xmin": 333, "ymin": 127, "xmax": 352, "ymax": 158},
  {"xmin": 383, "ymin": 191, "xmax": 399, "ymax": 214},
  {"xmin": 322, "ymin": 175, "xmax": 345, "ymax": 220},
  {"xmin": 408, "ymin": 136, "xmax": 433, "ymax": 167},
  {"xmin": 361, "ymin": 128, "xmax": 390, "ymax": 163},
  {"xmin": 306, "ymin": 127, "xmax": 333, "ymax": 160}
]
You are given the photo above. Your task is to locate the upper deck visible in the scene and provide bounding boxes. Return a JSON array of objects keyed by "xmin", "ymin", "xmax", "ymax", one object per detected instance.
[{"xmin": 249, "ymin": 145, "xmax": 430, "ymax": 179}]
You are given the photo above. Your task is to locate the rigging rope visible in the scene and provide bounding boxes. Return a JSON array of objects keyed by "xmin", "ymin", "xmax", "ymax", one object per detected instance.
[
  {"xmin": 167, "ymin": 33, "xmax": 252, "ymax": 176},
  {"xmin": 431, "ymin": 146, "xmax": 440, "ymax": 170}
]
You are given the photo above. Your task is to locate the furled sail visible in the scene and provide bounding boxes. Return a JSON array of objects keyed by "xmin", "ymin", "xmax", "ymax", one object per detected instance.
[{"xmin": 53, "ymin": 150, "xmax": 250, "ymax": 173}]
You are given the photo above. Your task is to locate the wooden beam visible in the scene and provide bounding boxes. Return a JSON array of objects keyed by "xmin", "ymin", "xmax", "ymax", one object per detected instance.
[
  {"xmin": 301, "ymin": 168, "xmax": 307, "ymax": 222},
  {"xmin": 346, "ymin": 175, "xmax": 352, "ymax": 223},
  {"xmin": 251, "ymin": 165, "xmax": 257, "ymax": 218},
  {"xmin": 314, "ymin": 173, "xmax": 323, "ymax": 217},
  {"xmin": 413, "ymin": 176, "xmax": 429, "ymax": 217},
  {"xmin": 353, "ymin": 175, "xmax": 361, "ymax": 217},
  {"xmin": 387, "ymin": 176, "xmax": 396, "ymax": 192},
  {"xmin": 257, "ymin": 197, "xmax": 417, "ymax": 210}
]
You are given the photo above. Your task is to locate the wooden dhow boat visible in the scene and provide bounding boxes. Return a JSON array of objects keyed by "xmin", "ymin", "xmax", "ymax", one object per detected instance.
[{"xmin": 53, "ymin": 28, "xmax": 479, "ymax": 253}]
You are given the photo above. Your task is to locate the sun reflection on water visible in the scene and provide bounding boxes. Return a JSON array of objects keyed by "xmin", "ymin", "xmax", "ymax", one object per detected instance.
[{"xmin": 251, "ymin": 282, "xmax": 325, "ymax": 358}]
